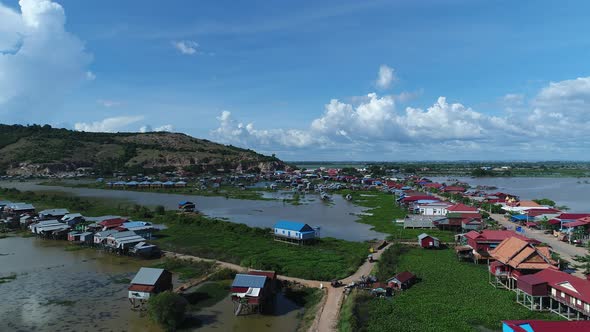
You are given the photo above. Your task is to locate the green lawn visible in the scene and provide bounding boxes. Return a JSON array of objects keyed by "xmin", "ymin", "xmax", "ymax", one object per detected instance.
[{"xmin": 345, "ymin": 247, "xmax": 556, "ymax": 332}]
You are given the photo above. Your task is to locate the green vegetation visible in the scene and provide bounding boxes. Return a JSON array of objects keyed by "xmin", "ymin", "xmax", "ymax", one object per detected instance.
[
  {"xmin": 153, "ymin": 213, "xmax": 368, "ymax": 280},
  {"xmin": 0, "ymin": 124, "xmax": 284, "ymax": 175},
  {"xmin": 373, "ymin": 243, "xmax": 407, "ymax": 282},
  {"xmin": 338, "ymin": 289, "xmax": 373, "ymax": 332},
  {"xmin": 39, "ymin": 181, "xmax": 271, "ymax": 201},
  {"xmin": 340, "ymin": 247, "xmax": 556, "ymax": 331},
  {"xmin": 0, "ymin": 274, "xmax": 17, "ymax": 284},
  {"xmin": 283, "ymin": 286, "xmax": 324, "ymax": 332},
  {"xmin": 64, "ymin": 244, "xmax": 85, "ymax": 251},
  {"xmin": 153, "ymin": 258, "xmax": 217, "ymax": 280},
  {"xmin": 147, "ymin": 291, "xmax": 188, "ymax": 332},
  {"xmin": 184, "ymin": 280, "xmax": 231, "ymax": 311},
  {"xmin": 343, "ymin": 190, "xmax": 455, "ymax": 242},
  {"xmin": 533, "ymin": 198, "xmax": 557, "ymax": 207}
]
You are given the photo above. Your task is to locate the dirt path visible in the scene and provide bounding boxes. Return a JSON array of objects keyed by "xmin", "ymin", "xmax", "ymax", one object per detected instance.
[{"xmin": 163, "ymin": 243, "xmax": 392, "ymax": 332}]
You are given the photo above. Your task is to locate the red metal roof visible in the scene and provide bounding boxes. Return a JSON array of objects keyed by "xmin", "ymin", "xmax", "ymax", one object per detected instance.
[
  {"xmin": 548, "ymin": 219, "xmax": 561, "ymax": 225},
  {"xmin": 562, "ymin": 220, "xmax": 590, "ymax": 228},
  {"xmin": 442, "ymin": 186, "xmax": 466, "ymax": 192},
  {"xmin": 531, "ymin": 268, "xmax": 590, "ymax": 304},
  {"xmin": 525, "ymin": 208, "xmax": 561, "ymax": 217},
  {"xmin": 466, "ymin": 230, "xmax": 533, "ymax": 243},
  {"xmin": 394, "ymin": 271, "xmax": 416, "ymax": 283},
  {"xmin": 99, "ymin": 218, "xmax": 127, "ymax": 227},
  {"xmin": 447, "ymin": 203, "xmax": 478, "ymax": 212},
  {"xmin": 503, "ymin": 320, "xmax": 590, "ymax": 332},
  {"xmin": 248, "ymin": 270, "xmax": 277, "ymax": 280},
  {"xmin": 557, "ymin": 213, "xmax": 590, "ymax": 220}
]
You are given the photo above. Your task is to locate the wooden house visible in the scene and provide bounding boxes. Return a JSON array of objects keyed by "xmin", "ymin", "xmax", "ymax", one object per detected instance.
[
  {"xmin": 128, "ymin": 268, "xmax": 172, "ymax": 308},
  {"xmin": 231, "ymin": 272, "xmax": 276, "ymax": 315},
  {"xmin": 387, "ymin": 271, "xmax": 416, "ymax": 290},
  {"xmin": 462, "ymin": 230, "xmax": 538, "ymax": 263},
  {"xmin": 273, "ymin": 220, "xmax": 318, "ymax": 244},
  {"xmin": 94, "ymin": 229, "xmax": 119, "ymax": 245},
  {"xmin": 99, "ymin": 218, "xmax": 127, "ymax": 230},
  {"xmin": 60, "ymin": 213, "xmax": 84, "ymax": 226},
  {"xmin": 418, "ymin": 233, "xmax": 440, "ymax": 248},
  {"xmin": 489, "ymin": 237, "xmax": 557, "ymax": 290},
  {"xmin": 516, "ymin": 268, "xmax": 590, "ymax": 320},
  {"xmin": 105, "ymin": 231, "xmax": 145, "ymax": 251},
  {"xmin": 6, "ymin": 203, "xmax": 36, "ymax": 216}
]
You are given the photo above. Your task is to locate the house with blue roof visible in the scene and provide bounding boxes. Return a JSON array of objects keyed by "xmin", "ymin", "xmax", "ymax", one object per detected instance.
[{"xmin": 273, "ymin": 220, "xmax": 318, "ymax": 244}]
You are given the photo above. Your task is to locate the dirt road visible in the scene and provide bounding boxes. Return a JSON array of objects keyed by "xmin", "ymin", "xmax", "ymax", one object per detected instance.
[{"xmin": 163, "ymin": 243, "xmax": 392, "ymax": 332}]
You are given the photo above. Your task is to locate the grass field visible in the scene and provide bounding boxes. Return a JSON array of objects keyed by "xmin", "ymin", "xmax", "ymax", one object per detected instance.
[
  {"xmin": 340, "ymin": 247, "xmax": 556, "ymax": 332},
  {"xmin": 152, "ymin": 213, "xmax": 369, "ymax": 280},
  {"xmin": 342, "ymin": 190, "xmax": 456, "ymax": 242}
]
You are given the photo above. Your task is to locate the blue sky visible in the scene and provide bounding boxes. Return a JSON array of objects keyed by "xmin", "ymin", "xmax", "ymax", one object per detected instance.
[{"xmin": 1, "ymin": 0, "xmax": 590, "ymax": 160}]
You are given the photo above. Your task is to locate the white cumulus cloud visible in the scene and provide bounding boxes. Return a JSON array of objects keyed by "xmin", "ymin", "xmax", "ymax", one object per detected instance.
[
  {"xmin": 375, "ymin": 64, "xmax": 395, "ymax": 89},
  {"xmin": 139, "ymin": 124, "xmax": 174, "ymax": 133},
  {"xmin": 74, "ymin": 116, "xmax": 144, "ymax": 132},
  {"xmin": 0, "ymin": 0, "xmax": 92, "ymax": 120},
  {"xmin": 172, "ymin": 40, "xmax": 200, "ymax": 55}
]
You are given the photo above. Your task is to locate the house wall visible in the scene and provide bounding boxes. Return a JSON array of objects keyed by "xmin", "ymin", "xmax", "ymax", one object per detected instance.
[
  {"xmin": 419, "ymin": 207, "xmax": 448, "ymax": 216},
  {"xmin": 550, "ymin": 287, "xmax": 590, "ymax": 314},
  {"xmin": 128, "ymin": 291, "xmax": 151, "ymax": 300},
  {"xmin": 274, "ymin": 228, "xmax": 312, "ymax": 240}
]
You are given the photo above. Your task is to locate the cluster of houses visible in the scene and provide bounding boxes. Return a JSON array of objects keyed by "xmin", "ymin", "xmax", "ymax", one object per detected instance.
[
  {"xmin": 0, "ymin": 199, "xmax": 160, "ymax": 257},
  {"xmin": 107, "ymin": 180, "xmax": 188, "ymax": 189},
  {"xmin": 449, "ymin": 226, "xmax": 590, "ymax": 321}
]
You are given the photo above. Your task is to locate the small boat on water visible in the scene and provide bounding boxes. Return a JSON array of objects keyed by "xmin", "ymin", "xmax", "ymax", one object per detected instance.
[
  {"xmin": 345, "ymin": 194, "xmax": 353, "ymax": 201},
  {"xmin": 321, "ymin": 192, "xmax": 331, "ymax": 201}
]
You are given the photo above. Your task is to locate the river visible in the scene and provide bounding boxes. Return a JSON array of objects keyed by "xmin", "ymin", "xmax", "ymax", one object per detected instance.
[
  {"xmin": 0, "ymin": 181, "xmax": 386, "ymax": 241},
  {"xmin": 0, "ymin": 237, "xmax": 304, "ymax": 332},
  {"xmin": 432, "ymin": 176, "xmax": 590, "ymax": 212}
]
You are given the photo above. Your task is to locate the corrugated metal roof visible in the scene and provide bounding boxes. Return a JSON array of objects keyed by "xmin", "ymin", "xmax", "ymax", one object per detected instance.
[
  {"xmin": 231, "ymin": 274, "xmax": 267, "ymax": 288},
  {"xmin": 273, "ymin": 220, "xmax": 311, "ymax": 232},
  {"xmin": 130, "ymin": 267, "xmax": 165, "ymax": 286},
  {"xmin": 39, "ymin": 208, "xmax": 70, "ymax": 216}
]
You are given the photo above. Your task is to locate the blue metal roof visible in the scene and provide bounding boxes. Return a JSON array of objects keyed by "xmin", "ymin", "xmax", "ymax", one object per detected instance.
[
  {"xmin": 231, "ymin": 274, "xmax": 267, "ymax": 288},
  {"xmin": 123, "ymin": 221, "xmax": 151, "ymax": 228},
  {"xmin": 274, "ymin": 220, "xmax": 310, "ymax": 232}
]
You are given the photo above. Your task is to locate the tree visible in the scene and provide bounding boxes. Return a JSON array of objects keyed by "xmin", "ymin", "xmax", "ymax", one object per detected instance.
[
  {"xmin": 532, "ymin": 198, "xmax": 556, "ymax": 207},
  {"xmin": 147, "ymin": 291, "xmax": 188, "ymax": 331}
]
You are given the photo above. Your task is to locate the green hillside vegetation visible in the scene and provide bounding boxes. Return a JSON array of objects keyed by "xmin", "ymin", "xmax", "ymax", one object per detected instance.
[{"xmin": 0, "ymin": 124, "xmax": 284, "ymax": 175}]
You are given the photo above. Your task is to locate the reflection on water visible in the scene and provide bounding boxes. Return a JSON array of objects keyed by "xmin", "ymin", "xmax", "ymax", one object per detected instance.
[
  {"xmin": 0, "ymin": 182, "xmax": 386, "ymax": 241},
  {"xmin": 432, "ymin": 176, "xmax": 590, "ymax": 212}
]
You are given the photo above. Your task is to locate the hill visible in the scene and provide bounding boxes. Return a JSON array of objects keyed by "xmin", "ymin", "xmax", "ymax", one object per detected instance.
[{"xmin": 0, "ymin": 124, "xmax": 287, "ymax": 176}]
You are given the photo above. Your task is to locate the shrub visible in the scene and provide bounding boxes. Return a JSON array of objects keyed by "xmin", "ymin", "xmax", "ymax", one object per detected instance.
[{"xmin": 147, "ymin": 291, "xmax": 188, "ymax": 331}]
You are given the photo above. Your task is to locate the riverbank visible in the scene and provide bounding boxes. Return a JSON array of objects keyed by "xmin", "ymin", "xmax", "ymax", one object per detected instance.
[
  {"xmin": 0, "ymin": 187, "xmax": 369, "ymax": 280},
  {"xmin": 340, "ymin": 190, "xmax": 455, "ymax": 242},
  {"xmin": 39, "ymin": 180, "xmax": 273, "ymax": 201}
]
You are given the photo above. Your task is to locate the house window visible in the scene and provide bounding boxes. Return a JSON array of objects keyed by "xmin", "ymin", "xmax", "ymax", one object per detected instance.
[
  {"xmin": 585, "ymin": 303, "xmax": 590, "ymax": 312},
  {"xmin": 577, "ymin": 299, "xmax": 581, "ymax": 306},
  {"xmin": 571, "ymin": 297, "xmax": 576, "ymax": 305},
  {"xmin": 551, "ymin": 288, "xmax": 556, "ymax": 296},
  {"xmin": 561, "ymin": 291, "xmax": 565, "ymax": 298}
]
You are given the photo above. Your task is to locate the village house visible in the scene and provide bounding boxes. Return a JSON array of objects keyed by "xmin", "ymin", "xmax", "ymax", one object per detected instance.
[
  {"xmin": 488, "ymin": 237, "xmax": 557, "ymax": 290},
  {"xmin": 128, "ymin": 267, "xmax": 173, "ymax": 307},
  {"xmin": 231, "ymin": 272, "xmax": 277, "ymax": 315},
  {"xmin": 118, "ymin": 221, "xmax": 154, "ymax": 239},
  {"xmin": 459, "ymin": 230, "xmax": 539, "ymax": 263},
  {"xmin": 515, "ymin": 268, "xmax": 590, "ymax": 320},
  {"xmin": 441, "ymin": 186, "xmax": 467, "ymax": 194},
  {"xmin": 412, "ymin": 200, "xmax": 451, "ymax": 216},
  {"xmin": 105, "ymin": 231, "xmax": 145, "ymax": 251},
  {"xmin": 60, "ymin": 213, "xmax": 84, "ymax": 226},
  {"xmin": 387, "ymin": 271, "xmax": 417, "ymax": 290},
  {"xmin": 502, "ymin": 320, "xmax": 590, "ymax": 332},
  {"xmin": 38, "ymin": 208, "xmax": 70, "ymax": 220},
  {"xmin": 418, "ymin": 233, "xmax": 440, "ymax": 249},
  {"xmin": 94, "ymin": 229, "xmax": 119, "ymax": 245},
  {"xmin": 5, "ymin": 202, "xmax": 36, "ymax": 216},
  {"xmin": 99, "ymin": 217, "xmax": 127, "ymax": 230},
  {"xmin": 272, "ymin": 220, "xmax": 318, "ymax": 245}
]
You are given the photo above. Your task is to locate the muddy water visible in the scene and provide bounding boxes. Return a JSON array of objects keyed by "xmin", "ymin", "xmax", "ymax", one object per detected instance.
[
  {"xmin": 0, "ymin": 237, "xmax": 304, "ymax": 332},
  {"xmin": 191, "ymin": 286, "xmax": 302, "ymax": 332},
  {"xmin": 0, "ymin": 236, "xmax": 161, "ymax": 332},
  {"xmin": 0, "ymin": 182, "xmax": 386, "ymax": 241}
]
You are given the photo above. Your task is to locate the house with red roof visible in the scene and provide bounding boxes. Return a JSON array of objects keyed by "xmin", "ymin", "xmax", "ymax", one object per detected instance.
[
  {"xmin": 447, "ymin": 203, "xmax": 479, "ymax": 213},
  {"xmin": 459, "ymin": 230, "xmax": 538, "ymax": 263},
  {"xmin": 516, "ymin": 268, "xmax": 590, "ymax": 320},
  {"xmin": 503, "ymin": 320, "xmax": 590, "ymax": 332},
  {"xmin": 99, "ymin": 217, "xmax": 127, "ymax": 230},
  {"xmin": 489, "ymin": 237, "xmax": 557, "ymax": 290}
]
